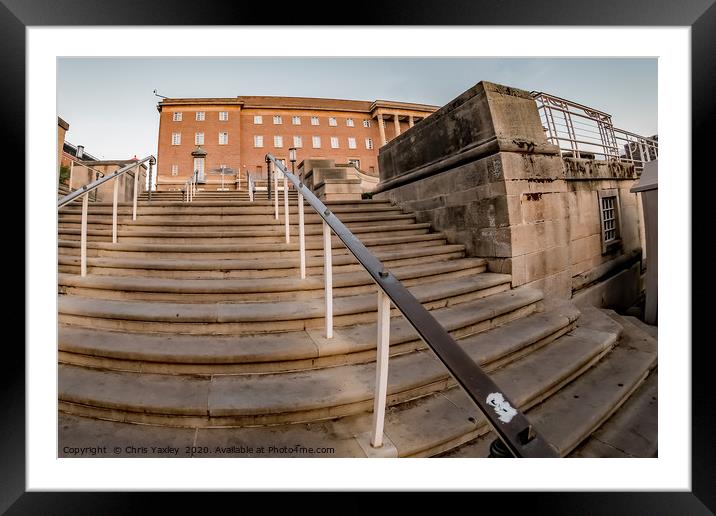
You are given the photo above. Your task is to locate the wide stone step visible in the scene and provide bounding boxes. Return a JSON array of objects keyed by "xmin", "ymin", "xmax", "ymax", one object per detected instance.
[
  {"xmin": 57, "ymin": 223, "xmax": 431, "ymax": 245},
  {"xmin": 59, "ymin": 286, "xmax": 562, "ymax": 374},
  {"xmin": 437, "ymin": 308, "xmax": 657, "ymax": 458},
  {"xmin": 58, "ymin": 258, "xmax": 488, "ymax": 302},
  {"xmin": 58, "ymin": 212, "xmax": 415, "ymax": 229},
  {"xmin": 57, "ymin": 233, "xmax": 449, "ymax": 261},
  {"xmin": 58, "ymin": 299, "xmax": 589, "ymax": 428},
  {"xmin": 570, "ymin": 370, "xmax": 658, "ymax": 458},
  {"xmin": 58, "ymin": 244, "xmax": 467, "ymax": 279},
  {"xmin": 59, "ymin": 273, "xmax": 524, "ymax": 334},
  {"xmin": 59, "ymin": 203, "xmax": 395, "ymax": 217}
]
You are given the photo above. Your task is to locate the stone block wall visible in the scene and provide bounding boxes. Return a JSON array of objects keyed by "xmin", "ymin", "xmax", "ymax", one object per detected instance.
[{"xmin": 375, "ymin": 80, "xmax": 646, "ymax": 306}]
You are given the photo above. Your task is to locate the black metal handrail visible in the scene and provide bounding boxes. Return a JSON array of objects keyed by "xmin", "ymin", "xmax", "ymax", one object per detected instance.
[{"xmin": 266, "ymin": 153, "xmax": 558, "ymax": 458}]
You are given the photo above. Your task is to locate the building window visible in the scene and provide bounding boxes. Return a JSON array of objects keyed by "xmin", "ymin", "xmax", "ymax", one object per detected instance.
[
  {"xmin": 330, "ymin": 137, "xmax": 339, "ymax": 149},
  {"xmin": 273, "ymin": 115, "xmax": 283, "ymax": 125},
  {"xmin": 363, "ymin": 119, "xmax": 371, "ymax": 128},
  {"xmin": 598, "ymin": 189, "xmax": 622, "ymax": 253},
  {"xmin": 348, "ymin": 159, "xmax": 360, "ymax": 169},
  {"xmin": 328, "ymin": 117, "xmax": 337, "ymax": 126},
  {"xmin": 196, "ymin": 111, "xmax": 205, "ymax": 121},
  {"xmin": 311, "ymin": 116, "xmax": 319, "ymax": 126},
  {"xmin": 292, "ymin": 116, "xmax": 301, "ymax": 125},
  {"xmin": 219, "ymin": 111, "xmax": 229, "ymax": 121},
  {"xmin": 254, "ymin": 135, "xmax": 264, "ymax": 148},
  {"xmin": 254, "ymin": 115, "xmax": 263, "ymax": 124},
  {"xmin": 172, "ymin": 112, "xmax": 182, "ymax": 122},
  {"xmin": 346, "ymin": 118, "xmax": 354, "ymax": 127},
  {"xmin": 312, "ymin": 136, "xmax": 321, "ymax": 148},
  {"xmin": 274, "ymin": 135, "xmax": 283, "ymax": 148},
  {"xmin": 365, "ymin": 138, "xmax": 374, "ymax": 150},
  {"xmin": 171, "ymin": 164, "xmax": 179, "ymax": 176},
  {"xmin": 171, "ymin": 133, "xmax": 181, "ymax": 145},
  {"xmin": 347, "ymin": 137, "xmax": 357, "ymax": 149},
  {"xmin": 293, "ymin": 136, "xmax": 302, "ymax": 148},
  {"xmin": 195, "ymin": 132, "xmax": 204, "ymax": 145},
  {"xmin": 219, "ymin": 132, "xmax": 229, "ymax": 145}
]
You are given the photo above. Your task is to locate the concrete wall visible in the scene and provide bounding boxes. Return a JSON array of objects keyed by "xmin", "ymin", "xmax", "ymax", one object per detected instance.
[
  {"xmin": 69, "ymin": 162, "xmax": 147, "ymax": 202},
  {"xmin": 375, "ymin": 80, "xmax": 645, "ymax": 307},
  {"xmin": 57, "ymin": 118, "xmax": 69, "ymax": 182}
]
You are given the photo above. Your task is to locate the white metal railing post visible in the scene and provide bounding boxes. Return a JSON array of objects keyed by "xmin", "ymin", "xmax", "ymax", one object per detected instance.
[
  {"xmin": 80, "ymin": 194, "xmax": 89, "ymax": 276},
  {"xmin": 274, "ymin": 163, "xmax": 279, "ymax": 220},
  {"xmin": 371, "ymin": 289, "xmax": 391, "ymax": 448},
  {"xmin": 283, "ymin": 175, "xmax": 290, "ymax": 244},
  {"xmin": 298, "ymin": 188, "xmax": 306, "ymax": 279},
  {"xmin": 132, "ymin": 163, "xmax": 139, "ymax": 220},
  {"xmin": 112, "ymin": 177, "xmax": 119, "ymax": 243},
  {"xmin": 323, "ymin": 220, "xmax": 333, "ymax": 339}
]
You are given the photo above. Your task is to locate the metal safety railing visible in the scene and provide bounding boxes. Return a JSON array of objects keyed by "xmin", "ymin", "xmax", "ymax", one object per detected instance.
[
  {"xmin": 57, "ymin": 155, "xmax": 155, "ymax": 277},
  {"xmin": 183, "ymin": 170, "xmax": 198, "ymax": 202},
  {"xmin": 265, "ymin": 153, "xmax": 557, "ymax": 458},
  {"xmin": 532, "ymin": 91, "xmax": 658, "ymax": 171}
]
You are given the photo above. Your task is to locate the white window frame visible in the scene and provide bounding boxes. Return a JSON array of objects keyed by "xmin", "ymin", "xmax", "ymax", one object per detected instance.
[
  {"xmin": 363, "ymin": 119, "xmax": 371, "ymax": 128},
  {"xmin": 312, "ymin": 136, "xmax": 321, "ymax": 149},
  {"xmin": 347, "ymin": 137, "xmax": 357, "ymax": 149},
  {"xmin": 274, "ymin": 135, "xmax": 283, "ymax": 148},
  {"xmin": 365, "ymin": 138, "xmax": 374, "ymax": 150},
  {"xmin": 273, "ymin": 115, "xmax": 283, "ymax": 125},
  {"xmin": 311, "ymin": 116, "xmax": 320, "ymax": 126},
  {"xmin": 328, "ymin": 117, "xmax": 337, "ymax": 127},
  {"xmin": 172, "ymin": 112, "xmax": 182, "ymax": 122},
  {"xmin": 219, "ymin": 132, "xmax": 229, "ymax": 145},
  {"xmin": 171, "ymin": 133, "xmax": 181, "ymax": 145},
  {"xmin": 292, "ymin": 116, "xmax": 301, "ymax": 125},
  {"xmin": 254, "ymin": 135, "xmax": 264, "ymax": 148},
  {"xmin": 346, "ymin": 118, "xmax": 354, "ymax": 127},
  {"xmin": 330, "ymin": 136, "xmax": 339, "ymax": 149},
  {"xmin": 195, "ymin": 132, "xmax": 204, "ymax": 145},
  {"xmin": 254, "ymin": 115, "xmax": 263, "ymax": 125},
  {"xmin": 171, "ymin": 164, "xmax": 179, "ymax": 176},
  {"xmin": 598, "ymin": 189, "xmax": 622, "ymax": 254},
  {"xmin": 219, "ymin": 111, "xmax": 229, "ymax": 121},
  {"xmin": 195, "ymin": 111, "xmax": 205, "ymax": 121},
  {"xmin": 293, "ymin": 136, "xmax": 303, "ymax": 148}
]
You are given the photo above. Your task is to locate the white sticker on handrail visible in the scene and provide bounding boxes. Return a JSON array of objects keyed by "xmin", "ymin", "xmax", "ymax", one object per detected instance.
[{"xmin": 486, "ymin": 392, "xmax": 518, "ymax": 423}]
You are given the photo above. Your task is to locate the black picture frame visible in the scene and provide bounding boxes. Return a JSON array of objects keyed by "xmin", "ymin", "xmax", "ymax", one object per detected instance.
[{"xmin": 6, "ymin": 0, "xmax": 713, "ymax": 512}]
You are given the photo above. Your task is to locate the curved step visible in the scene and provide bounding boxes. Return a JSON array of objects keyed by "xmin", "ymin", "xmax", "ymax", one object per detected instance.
[
  {"xmin": 57, "ymin": 233, "xmax": 450, "ymax": 260},
  {"xmin": 58, "ymin": 273, "xmax": 520, "ymax": 334},
  {"xmin": 59, "ymin": 289, "xmax": 567, "ymax": 374},
  {"xmin": 58, "ymin": 301, "xmax": 588, "ymax": 428},
  {"xmin": 437, "ymin": 307, "xmax": 657, "ymax": 458},
  {"xmin": 58, "ymin": 244, "xmax": 468, "ymax": 279},
  {"xmin": 56, "ymin": 223, "xmax": 431, "ymax": 245},
  {"xmin": 58, "ymin": 258, "xmax": 487, "ymax": 302}
]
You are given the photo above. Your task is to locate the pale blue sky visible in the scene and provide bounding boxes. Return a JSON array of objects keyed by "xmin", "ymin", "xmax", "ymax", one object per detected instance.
[{"xmin": 57, "ymin": 57, "xmax": 657, "ymax": 160}]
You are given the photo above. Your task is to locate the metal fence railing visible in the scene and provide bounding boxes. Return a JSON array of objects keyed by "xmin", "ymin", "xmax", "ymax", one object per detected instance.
[{"xmin": 532, "ymin": 91, "xmax": 658, "ymax": 172}]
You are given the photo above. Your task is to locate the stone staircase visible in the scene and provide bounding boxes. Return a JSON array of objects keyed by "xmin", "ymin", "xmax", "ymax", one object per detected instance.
[{"xmin": 57, "ymin": 192, "xmax": 657, "ymax": 457}]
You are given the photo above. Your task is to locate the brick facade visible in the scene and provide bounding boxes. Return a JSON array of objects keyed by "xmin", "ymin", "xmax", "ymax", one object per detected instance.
[{"xmin": 155, "ymin": 96, "xmax": 436, "ymax": 191}]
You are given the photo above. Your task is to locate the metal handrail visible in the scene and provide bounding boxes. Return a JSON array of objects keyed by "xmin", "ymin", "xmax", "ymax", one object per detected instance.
[
  {"xmin": 57, "ymin": 155, "xmax": 155, "ymax": 277},
  {"xmin": 58, "ymin": 156, "xmax": 154, "ymax": 208},
  {"xmin": 265, "ymin": 153, "xmax": 557, "ymax": 458}
]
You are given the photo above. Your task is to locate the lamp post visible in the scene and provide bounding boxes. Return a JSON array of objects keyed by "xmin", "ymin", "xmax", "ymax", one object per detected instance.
[{"xmin": 289, "ymin": 147, "xmax": 297, "ymax": 176}]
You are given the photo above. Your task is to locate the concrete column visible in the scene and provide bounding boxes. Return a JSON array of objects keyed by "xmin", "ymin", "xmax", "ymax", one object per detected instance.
[
  {"xmin": 408, "ymin": 115, "xmax": 414, "ymax": 128},
  {"xmin": 377, "ymin": 114, "xmax": 387, "ymax": 146},
  {"xmin": 393, "ymin": 113, "xmax": 401, "ymax": 137}
]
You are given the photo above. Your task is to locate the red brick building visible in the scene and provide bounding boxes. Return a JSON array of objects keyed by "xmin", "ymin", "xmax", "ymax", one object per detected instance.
[{"xmin": 155, "ymin": 96, "xmax": 437, "ymax": 191}]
